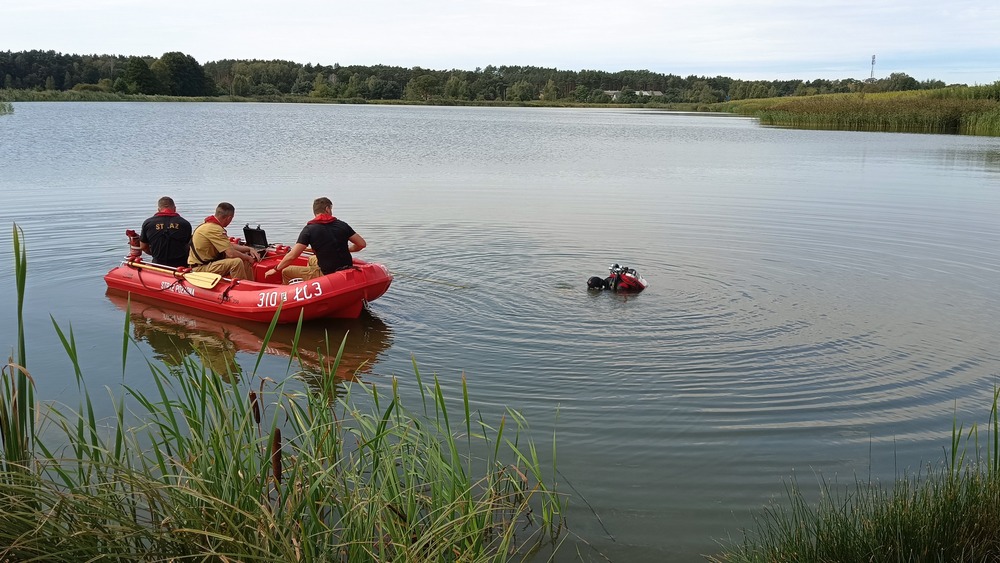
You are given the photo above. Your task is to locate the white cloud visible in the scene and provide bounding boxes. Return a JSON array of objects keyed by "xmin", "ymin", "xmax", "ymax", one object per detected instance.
[{"xmin": 5, "ymin": 0, "xmax": 999, "ymax": 83}]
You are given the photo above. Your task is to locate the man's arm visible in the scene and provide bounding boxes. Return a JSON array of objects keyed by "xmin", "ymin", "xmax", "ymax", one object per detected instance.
[
  {"xmin": 224, "ymin": 243, "xmax": 260, "ymax": 263},
  {"xmin": 348, "ymin": 233, "xmax": 367, "ymax": 253},
  {"xmin": 138, "ymin": 223, "xmax": 152, "ymax": 255},
  {"xmin": 265, "ymin": 243, "xmax": 307, "ymax": 277}
]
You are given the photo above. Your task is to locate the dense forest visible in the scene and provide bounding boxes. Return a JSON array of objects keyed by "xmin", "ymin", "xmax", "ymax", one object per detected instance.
[{"xmin": 0, "ymin": 49, "xmax": 957, "ymax": 104}]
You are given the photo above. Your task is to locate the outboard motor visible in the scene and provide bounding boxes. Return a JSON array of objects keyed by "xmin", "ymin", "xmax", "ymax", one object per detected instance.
[{"xmin": 587, "ymin": 263, "xmax": 648, "ymax": 292}]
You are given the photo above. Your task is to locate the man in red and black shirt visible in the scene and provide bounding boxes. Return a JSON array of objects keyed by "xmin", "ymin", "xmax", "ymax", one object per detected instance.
[
  {"xmin": 139, "ymin": 196, "xmax": 192, "ymax": 267},
  {"xmin": 266, "ymin": 197, "xmax": 367, "ymax": 284}
]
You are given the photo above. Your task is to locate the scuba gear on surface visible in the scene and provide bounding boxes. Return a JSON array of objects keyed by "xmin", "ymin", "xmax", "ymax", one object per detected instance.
[{"xmin": 587, "ymin": 263, "xmax": 647, "ymax": 292}]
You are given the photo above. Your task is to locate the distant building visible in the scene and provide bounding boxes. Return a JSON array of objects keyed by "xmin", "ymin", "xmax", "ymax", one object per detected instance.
[{"xmin": 602, "ymin": 90, "xmax": 664, "ymax": 101}]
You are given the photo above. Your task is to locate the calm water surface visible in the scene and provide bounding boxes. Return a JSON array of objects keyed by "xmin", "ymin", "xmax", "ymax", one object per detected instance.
[{"xmin": 2, "ymin": 102, "xmax": 1000, "ymax": 561}]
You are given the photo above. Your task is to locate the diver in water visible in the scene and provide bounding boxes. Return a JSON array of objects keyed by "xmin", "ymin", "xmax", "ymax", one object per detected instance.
[{"xmin": 587, "ymin": 263, "xmax": 647, "ymax": 292}]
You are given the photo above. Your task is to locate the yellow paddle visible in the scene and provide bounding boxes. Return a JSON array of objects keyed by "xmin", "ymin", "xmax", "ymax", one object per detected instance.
[{"xmin": 128, "ymin": 261, "xmax": 223, "ymax": 289}]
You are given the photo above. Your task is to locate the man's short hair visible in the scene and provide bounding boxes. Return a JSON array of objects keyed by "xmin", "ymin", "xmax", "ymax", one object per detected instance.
[
  {"xmin": 215, "ymin": 202, "xmax": 236, "ymax": 218},
  {"xmin": 313, "ymin": 197, "xmax": 333, "ymax": 215},
  {"xmin": 157, "ymin": 196, "xmax": 176, "ymax": 210}
]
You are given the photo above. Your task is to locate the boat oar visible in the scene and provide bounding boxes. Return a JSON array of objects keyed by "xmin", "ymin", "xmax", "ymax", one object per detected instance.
[{"xmin": 127, "ymin": 261, "xmax": 222, "ymax": 289}]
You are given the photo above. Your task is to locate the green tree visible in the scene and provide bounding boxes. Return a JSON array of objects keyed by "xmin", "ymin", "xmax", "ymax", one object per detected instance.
[
  {"xmin": 507, "ymin": 79, "xmax": 535, "ymax": 101},
  {"xmin": 794, "ymin": 82, "xmax": 817, "ymax": 96},
  {"xmin": 540, "ymin": 79, "xmax": 559, "ymax": 101},
  {"xmin": 289, "ymin": 69, "xmax": 313, "ymax": 95},
  {"xmin": 343, "ymin": 73, "xmax": 368, "ymax": 98},
  {"xmin": 365, "ymin": 76, "xmax": 401, "ymax": 99},
  {"xmin": 230, "ymin": 72, "xmax": 252, "ymax": 97},
  {"xmin": 79, "ymin": 64, "xmax": 100, "ymax": 85},
  {"xmin": 251, "ymin": 83, "xmax": 281, "ymax": 96},
  {"xmin": 404, "ymin": 74, "xmax": 440, "ymax": 101},
  {"xmin": 590, "ymin": 89, "xmax": 611, "ymax": 103},
  {"xmin": 882, "ymin": 72, "xmax": 919, "ymax": 91},
  {"xmin": 155, "ymin": 52, "xmax": 214, "ymax": 96},
  {"xmin": 309, "ymin": 73, "xmax": 333, "ymax": 98},
  {"xmin": 443, "ymin": 75, "xmax": 470, "ymax": 100},
  {"xmin": 618, "ymin": 89, "xmax": 638, "ymax": 103},
  {"xmin": 753, "ymin": 83, "xmax": 777, "ymax": 98},
  {"xmin": 122, "ymin": 57, "xmax": 160, "ymax": 94},
  {"xmin": 687, "ymin": 80, "xmax": 724, "ymax": 103}
]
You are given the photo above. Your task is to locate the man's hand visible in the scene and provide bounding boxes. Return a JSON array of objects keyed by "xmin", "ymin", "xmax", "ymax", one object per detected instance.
[{"xmin": 238, "ymin": 246, "xmax": 260, "ymax": 263}]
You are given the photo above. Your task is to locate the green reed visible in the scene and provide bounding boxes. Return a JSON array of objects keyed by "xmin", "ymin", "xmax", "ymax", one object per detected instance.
[
  {"xmin": 0, "ymin": 100, "xmax": 12, "ymax": 115},
  {"xmin": 712, "ymin": 388, "xmax": 1000, "ymax": 562},
  {"xmin": 1, "ymin": 225, "xmax": 33, "ymax": 479},
  {"xmin": 0, "ymin": 88, "xmax": 228, "ymax": 103},
  {"xmin": 718, "ymin": 83, "xmax": 1000, "ymax": 136},
  {"xmin": 0, "ymin": 225, "xmax": 564, "ymax": 561}
]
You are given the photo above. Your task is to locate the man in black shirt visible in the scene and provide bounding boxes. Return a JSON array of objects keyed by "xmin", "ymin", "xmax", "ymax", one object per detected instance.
[
  {"xmin": 266, "ymin": 197, "xmax": 367, "ymax": 283},
  {"xmin": 140, "ymin": 196, "xmax": 192, "ymax": 267}
]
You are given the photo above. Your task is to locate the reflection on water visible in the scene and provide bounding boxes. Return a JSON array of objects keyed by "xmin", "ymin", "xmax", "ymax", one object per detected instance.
[
  {"xmin": 935, "ymin": 145, "xmax": 1000, "ymax": 173},
  {"xmin": 106, "ymin": 291, "xmax": 393, "ymax": 387}
]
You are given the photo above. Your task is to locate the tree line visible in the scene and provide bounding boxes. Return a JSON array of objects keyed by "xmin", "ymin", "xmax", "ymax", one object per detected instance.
[{"xmin": 1, "ymin": 49, "xmax": 955, "ymax": 104}]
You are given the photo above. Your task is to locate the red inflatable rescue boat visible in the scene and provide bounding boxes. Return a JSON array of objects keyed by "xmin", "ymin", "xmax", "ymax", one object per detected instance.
[{"xmin": 104, "ymin": 225, "xmax": 393, "ymax": 323}]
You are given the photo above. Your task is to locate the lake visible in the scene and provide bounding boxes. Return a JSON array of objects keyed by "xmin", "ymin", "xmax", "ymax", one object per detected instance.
[{"xmin": 1, "ymin": 102, "xmax": 999, "ymax": 561}]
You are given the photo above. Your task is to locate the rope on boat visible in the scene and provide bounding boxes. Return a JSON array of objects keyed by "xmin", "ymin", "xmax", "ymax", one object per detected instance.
[{"xmin": 132, "ymin": 263, "xmax": 187, "ymax": 293}]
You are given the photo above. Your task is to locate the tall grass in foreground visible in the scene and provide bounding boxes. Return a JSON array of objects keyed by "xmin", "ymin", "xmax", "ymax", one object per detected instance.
[
  {"xmin": 718, "ymin": 83, "xmax": 1000, "ymax": 136},
  {"xmin": 712, "ymin": 389, "xmax": 1000, "ymax": 562},
  {"xmin": 0, "ymin": 224, "xmax": 564, "ymax": 562},
  {"xmin": 1, "ymin": 225, "xmax": 33, "ymax": 478},
  {"xmin": 0, "ymin": 100, "xmax": 12, "ymax": 114}
]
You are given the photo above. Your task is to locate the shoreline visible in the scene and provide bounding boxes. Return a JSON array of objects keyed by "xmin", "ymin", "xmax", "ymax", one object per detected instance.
[{"xmin": 4, "ymin": 86, "xmax": 998, "ymax": 136}]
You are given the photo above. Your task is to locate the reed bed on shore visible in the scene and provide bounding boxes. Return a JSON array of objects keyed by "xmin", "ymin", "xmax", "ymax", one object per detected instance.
[
  {"xmin": 718, "ymin": 83, "xmax": 1000, "ymax": 136},
  {"xmin": 712, "ymin": 389, "xmax": 1000, "ymax": 562},
  {"xmin": 0, "ymin": 88, "xmax": 367, "ymax": 104},
  {"xmin": 0, "ymin": 88, "xmax": 232, "ymax": 103},
  {"xmin": 0, "ymin": 224, "xmax": 564, "ymax": 562}
]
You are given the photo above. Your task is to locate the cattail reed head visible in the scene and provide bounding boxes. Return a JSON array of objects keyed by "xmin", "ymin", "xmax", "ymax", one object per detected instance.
[
  {"xmin": 271, "ymin": 428, "xmax": 282, "ymax": 484},
  {"xmin": 249, "ymin": 391, "xmax": 260, "ymax": 424}
]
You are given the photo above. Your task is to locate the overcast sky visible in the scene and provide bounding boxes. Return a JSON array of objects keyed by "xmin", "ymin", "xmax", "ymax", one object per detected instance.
[{"xmin": 7, "ymin": 0, "xmax": 1000, "ymax": 85}]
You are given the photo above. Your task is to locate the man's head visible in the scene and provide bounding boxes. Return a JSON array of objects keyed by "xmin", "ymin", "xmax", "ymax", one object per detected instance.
[
  {"xmin": 313, "ymin": 197, "xmax": 333, "ymax": 215},
  {"xmin": 157, "ymin": 196, "xmax": 176, "ymax": 211},
  {"xmin": 214, "ymin": 202, "xmax": 236, "ymax": 226}
]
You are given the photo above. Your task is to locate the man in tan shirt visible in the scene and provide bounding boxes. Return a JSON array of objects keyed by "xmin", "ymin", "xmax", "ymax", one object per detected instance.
[{"xmin": 188, "ymin": 202, "xmax": 260, "ymax": 280}]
